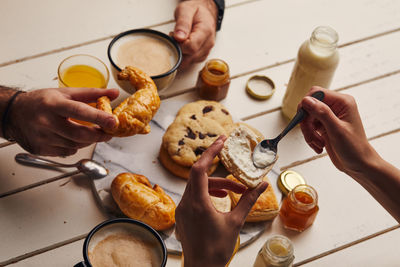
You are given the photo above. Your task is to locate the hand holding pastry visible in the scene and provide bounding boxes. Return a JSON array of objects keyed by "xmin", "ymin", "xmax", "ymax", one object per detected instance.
[
  {"xmin": 175, "ymin": 135, "xmax": 268, "ymax": 267},
  {"xmin": 97, "ymin": 66, "xmax": 160, "ymax": 137},
  {"xmin": 2, "ymin": 86, "xmax": 118, "ymax": 156}
]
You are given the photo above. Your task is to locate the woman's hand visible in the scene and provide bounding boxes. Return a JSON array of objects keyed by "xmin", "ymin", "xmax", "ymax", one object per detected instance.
[
  {"xmin": 175, "ymin": 135, "xmax": 268, "ymax": 267},
  {"xmin": 7, "ymin": 87, "xmax": 119, "ymax": 156},
  {"xmin": 299, "ymin": 86, "xmax": 378, "ymax": 176}
]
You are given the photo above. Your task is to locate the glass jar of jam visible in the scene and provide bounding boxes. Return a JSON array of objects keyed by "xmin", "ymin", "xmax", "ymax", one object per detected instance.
[
  {"xmin": 196, "ymin": 58, "xmax": 230, "ymax": 101},
  {"xmin": 253, "ymin": 235, "xmax": 294, "ymax": 267},
  {"xmin": 279, "ymin": 184, "xmax": 319, "ymax": 232}
]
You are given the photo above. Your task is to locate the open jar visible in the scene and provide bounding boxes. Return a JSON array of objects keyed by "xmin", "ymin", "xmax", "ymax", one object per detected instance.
[
  {"xmin": 279, "ymin": 184, "xmax": 319, "ymax": 232},
  {"xmin": 196, "ymin": 58, "xmax": 230, "ymax": 101},
  {"xmin": 253, "ymin": 235, "xmax": 294, "ymax": 267}
]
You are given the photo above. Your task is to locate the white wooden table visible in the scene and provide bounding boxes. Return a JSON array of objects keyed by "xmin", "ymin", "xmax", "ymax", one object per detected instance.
[{"xmin": 1, "ymin": 0, "xmax": 400, "ymax": 266}]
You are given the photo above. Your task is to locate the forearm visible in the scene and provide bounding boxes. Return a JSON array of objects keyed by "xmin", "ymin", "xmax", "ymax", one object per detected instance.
[
  {"xmin": 349, "ymin": 149, "xmax": 400, "ymax": 223},
  {"xmin": 0, "ymin": 85, "xmax": 20, "ymax": 138}
]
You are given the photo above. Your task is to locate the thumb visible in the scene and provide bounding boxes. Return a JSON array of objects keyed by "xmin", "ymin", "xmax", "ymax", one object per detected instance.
[
  {"xmin": 301, "ymin": 96, "xmax": 342, "ymax": 134},
  {"xmin": 173, "ymin": 4, "xmax": 197, "ymax": 42}
]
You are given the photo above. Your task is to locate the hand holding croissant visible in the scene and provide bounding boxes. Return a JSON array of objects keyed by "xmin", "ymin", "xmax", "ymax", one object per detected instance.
[{"xmin": 97, "ymin": 66, "xmax": 160, "ymax": 137}]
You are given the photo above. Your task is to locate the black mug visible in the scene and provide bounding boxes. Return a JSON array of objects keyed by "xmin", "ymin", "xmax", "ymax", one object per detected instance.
[{"xmin": 74, "ymin": 218, "xmax": 167, "ymax": 267}]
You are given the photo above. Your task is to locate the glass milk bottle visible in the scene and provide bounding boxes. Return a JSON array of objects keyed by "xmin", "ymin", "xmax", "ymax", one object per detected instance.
[{"xmin": 281, "ymin": 26, "xmax": 339, "ymax": 119}]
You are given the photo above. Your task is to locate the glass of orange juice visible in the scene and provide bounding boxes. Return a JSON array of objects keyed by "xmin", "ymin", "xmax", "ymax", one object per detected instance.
[{"xmin": 58, "ymin": 54, "xmax": 110, "ymax": 125}]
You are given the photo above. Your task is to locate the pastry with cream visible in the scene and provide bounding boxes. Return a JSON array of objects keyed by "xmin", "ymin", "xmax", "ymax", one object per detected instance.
[{"xmin": 219, "ymin": 123, "xmax": 277, "ymax": 188}]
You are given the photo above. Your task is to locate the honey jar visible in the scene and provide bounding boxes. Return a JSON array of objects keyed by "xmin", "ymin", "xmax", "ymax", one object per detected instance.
[
  {"xmin": 196, "ymin": 58, "xmax": 230, "ymax": 101},
  {"xmin": 279, "ymin": 184, "xmax": 319, "ymax": 232}
]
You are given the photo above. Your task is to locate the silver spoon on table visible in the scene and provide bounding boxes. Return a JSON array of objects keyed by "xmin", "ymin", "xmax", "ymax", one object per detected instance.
[
  {"xmin": 15, "ymin": 153, "xmax": 109, "ymax": 179},
  {"xmin": 252, "ymin": 91, "xmax": 325, "ymax": 169}
]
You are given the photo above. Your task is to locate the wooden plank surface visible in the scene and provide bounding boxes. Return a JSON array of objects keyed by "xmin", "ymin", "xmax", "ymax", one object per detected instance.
[{"xmin": 1, "ymin": 0, "xmax": 400, "ymax": 266}]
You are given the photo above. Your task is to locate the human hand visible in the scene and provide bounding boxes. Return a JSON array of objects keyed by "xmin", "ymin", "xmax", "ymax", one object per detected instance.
[
  {"xmin": 7, "ymin": 87, "xmax": 119, "ymax": 156},
  {"xmin": 173, "ymin": 0, "xmax": 218, "ymax": 68},
  {"xmin": 175, "ymin": 135, "xmax": 268, "ymax": 267},
  {"xmin": 299, "ymin": 86, "xmax": 377, "ymax": 176}
]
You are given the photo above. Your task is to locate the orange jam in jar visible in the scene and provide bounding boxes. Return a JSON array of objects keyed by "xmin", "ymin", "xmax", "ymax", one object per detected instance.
[
  {"xmin": 279, "ymin": 184, "xmax": 319, "ymax": 232},
  {"xmin": 196, "ymin": 59, "xmax": 230, "ymax": 101}
]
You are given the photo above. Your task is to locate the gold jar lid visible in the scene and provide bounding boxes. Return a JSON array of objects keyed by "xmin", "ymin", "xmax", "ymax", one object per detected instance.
[
  {"xmin": 246, "ymin": 75, "xmax": 275, "ymax": 100},
  {"xmin": 278, "ymin": 170, "xmax": 306, "ymax": 195}
]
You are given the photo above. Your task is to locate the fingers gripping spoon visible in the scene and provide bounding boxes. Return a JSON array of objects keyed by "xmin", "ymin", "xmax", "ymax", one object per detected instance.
[{"xmin": 252, "ymin": 91, "xmax": 325, "ymax": 168}]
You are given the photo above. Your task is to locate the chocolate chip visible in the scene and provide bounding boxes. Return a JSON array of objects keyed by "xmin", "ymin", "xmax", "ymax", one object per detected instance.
[
  {"xmin": 190, "ymin": 114, "xmax": 197, "ymax": 120},
  {"xmin": 199, "ymin": 133, "xmax": 205, "ymax": 139},
  {"xmin": 202, "ymin": 105, "xmax": 213, "ymax": 114},
  {"xmin": 185, "ymin": 127, "xmax": 196, "ymax": 139},
  {"xmin": 207, "ymin": 133, "xmax": 217, "ymax": 137},
  {"xmin": 194, "ymin": 147, "xmax": 206, "ymax": 156},
  {"xmin": 178, "ymin": 139, "xmax": 185, "ymax": 145},
  {"xmin": 221, "ymin": 109, "xmax": 229, "ymax": 115}
]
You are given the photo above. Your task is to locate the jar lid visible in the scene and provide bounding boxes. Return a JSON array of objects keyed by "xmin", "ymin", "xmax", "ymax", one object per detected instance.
[
  {"xmin": 246, "ymin": 75, "xmax": 275, "ymax": 100},
  {"xmin": 278, "ymin": 170, "xmax": 306, "ymax": 195}
]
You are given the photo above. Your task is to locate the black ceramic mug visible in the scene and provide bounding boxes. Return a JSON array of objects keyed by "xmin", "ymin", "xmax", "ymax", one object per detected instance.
[{"xmin": 74, "ymin": 218, "xmax": 167, "ymax": 267}]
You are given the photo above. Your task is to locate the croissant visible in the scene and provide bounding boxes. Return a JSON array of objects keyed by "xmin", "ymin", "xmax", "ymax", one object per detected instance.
[
  {"xmin": 97, "ymin": 66, "xmax": 161, "ymax": 137},
  {"xmin": 111, "ymin": 172, "xmax": 176, "ymax": 231}
]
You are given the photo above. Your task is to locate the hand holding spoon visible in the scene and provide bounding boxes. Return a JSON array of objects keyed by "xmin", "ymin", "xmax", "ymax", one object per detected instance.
[
  {"xmin": 15, "ymin": 153, "xmax": 109, "ymax": 179},
  {"xmin": 252, "ymin": 91, "xmax": 325, "ymax": 168}
]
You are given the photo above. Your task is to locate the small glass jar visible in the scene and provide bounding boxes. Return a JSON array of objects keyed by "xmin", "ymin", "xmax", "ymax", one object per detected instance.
[
  {"xmin": 279, "ymin": 184, "xmax": 319, "ymax": 232},
  {"xmin": 253, "ymin": 235, "xmax": 294, "ymax": 267},
  {"xmin": 196, "ymin": 58, "xmax": 230, "ymax": 101}
]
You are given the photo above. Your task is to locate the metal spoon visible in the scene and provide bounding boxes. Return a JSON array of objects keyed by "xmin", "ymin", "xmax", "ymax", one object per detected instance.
[
  {"xmin": 252, "ymin": 91, "xmax": 325, "ymax": 168},
  {"xmin": 15, "ymin": 153, "xmax": 109, "ymax": 179}
]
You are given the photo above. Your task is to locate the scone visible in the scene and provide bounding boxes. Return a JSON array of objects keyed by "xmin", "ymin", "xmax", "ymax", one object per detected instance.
[
  {"xmin": 227, "ymin": 175, "xmax": 279, "ymax": 222},
  {"xmin": 162, "ymin": 115, "xmax": 225, "ymax": 167},
  {"xmin": 219, "ymin": 123, "xmax": 276, "ymax": 188},
  {"xmin": 111, "ymin": 173, "xmax": 176, "ymax": 230},
  {"xmin": 177, "ymin": 100, "xmax": 234, "ymax": 132},
  {"xmin": 158, "ymin": 145, "xmax": 218, "ymax": 179},
  {"xmin": 210, "ymin": 195, "xmax": 232, "ymax": 213}
]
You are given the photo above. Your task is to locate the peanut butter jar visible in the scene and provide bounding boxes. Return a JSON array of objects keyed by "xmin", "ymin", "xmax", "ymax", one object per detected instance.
[{"xmin": 196, "ymin": 58, "xmax": 230, "ymax": 101}]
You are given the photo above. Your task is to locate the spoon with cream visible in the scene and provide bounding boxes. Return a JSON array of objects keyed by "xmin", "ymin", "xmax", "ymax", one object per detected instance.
[{"xmin": 252, "ymin": 91, "xmax": 325, "ymax": 168}]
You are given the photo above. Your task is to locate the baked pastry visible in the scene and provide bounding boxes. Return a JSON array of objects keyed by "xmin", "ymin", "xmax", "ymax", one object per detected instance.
[
  {"xmin": 210, "ymin": 195, "xmax": 231, "ymax": 213},
  {"xmin": 111, "ymin": 172, "xmax": 176, "ymax": 230},
  {"xmin": 177, "ymin": 100, "xmax": 234, "ymax": 132},
  {"xmin": 162, "ymin": 115, "xmax": 226, "ymax": 167},
  {"xmin": 158, "ymin": 145, "xmax": 218, "ymax": 179},
  {"xmin": 227, "ymin": 174, "xmax": 279, "ymax": 222},
  {"xmin": 219, "ymin": 123, "xmax": 276, "ymax": 188},
  {"xmin": 159, "ymin": 100, "xmax": 234, "ymax": 179},
  {"xmin": 97, "ymin": 66, "xmax": 160, "ymax": 137}
]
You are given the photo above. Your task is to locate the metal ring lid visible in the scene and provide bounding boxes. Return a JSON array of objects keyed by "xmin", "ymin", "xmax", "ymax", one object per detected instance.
[
  {"xmin": 246, "ymin": 75, "xmax": 276, "ymax": 100},
  {"xmin": 278, "ymin": 170, "xmax": 306, "ymax": 195}
]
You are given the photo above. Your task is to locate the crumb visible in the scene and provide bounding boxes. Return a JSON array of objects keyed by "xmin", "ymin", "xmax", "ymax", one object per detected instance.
[
  {"xmin": 64, "ymin": 221, "xmax": 67, "ymax": 224},
  {"xmin": 152, "ymin": 160, "xmax": 156, "ymax": 164},
  {"xmin": 53, "ymin": 77, "xmax": 58, "ymax": 81},
  {"xmin": 11, "ymin": 173, "xmax": 15, "ymax": 176}
]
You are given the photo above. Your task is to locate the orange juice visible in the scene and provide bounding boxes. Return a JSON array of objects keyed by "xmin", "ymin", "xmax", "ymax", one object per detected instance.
[
  {"xmin": 59, "ymin": 64, "xmax": 107, "ymax": 88},
  {"xmin": 59, "ymin": 64, "xmax": 108, "ymax": 125}
]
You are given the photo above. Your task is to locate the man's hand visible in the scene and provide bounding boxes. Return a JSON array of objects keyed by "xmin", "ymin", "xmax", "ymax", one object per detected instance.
[
  {"xmin": 7, "ymin": 87, "xmax": 119, "ymax": 156},
  {"xmin": 173, "ymin": 0, "xmax": 218, "ymax": 68}
]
